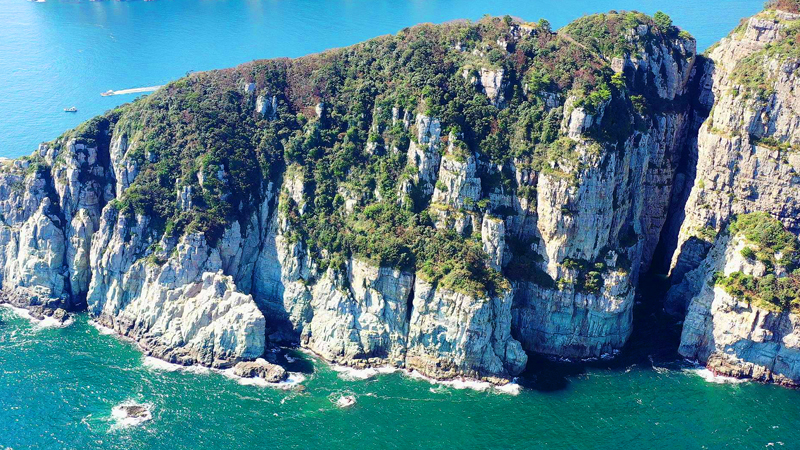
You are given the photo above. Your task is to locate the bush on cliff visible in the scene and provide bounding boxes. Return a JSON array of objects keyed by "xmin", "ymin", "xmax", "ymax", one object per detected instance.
[{"xmin": 45, "ymin": 13, "xmax": 690, "ymax": 298}]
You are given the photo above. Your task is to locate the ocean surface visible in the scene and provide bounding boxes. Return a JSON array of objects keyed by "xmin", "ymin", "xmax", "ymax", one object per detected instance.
[
  {"xmin": 0, "ymin": 0, "xmax": 764, "ymax": 159},
  {"xmin": 3, "ymin": 298, "xmax": 800, "ymax": 449}
]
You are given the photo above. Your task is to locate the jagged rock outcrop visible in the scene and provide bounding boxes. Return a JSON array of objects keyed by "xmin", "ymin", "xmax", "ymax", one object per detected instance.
[
  {"xmin": 88, "ymin": 225, "xmax": 266, "ymax": 368},
  {"xmin": 233, "ymin": 358, "xmax": 288, "ymax": 382},
  {"xmin": 4, "ymin": 10, "xmax": 794, "ymax": 385},
  {"xmin": 667, "ymin": 9, "xmax": 800, "ymax": 315},
  {"xmin": 677, "ymin": 229, "xmax": 800, "ymax": 386},
  {"xmin": 400, "ymin": 114, "xmax": 443, "ymax": 201}
]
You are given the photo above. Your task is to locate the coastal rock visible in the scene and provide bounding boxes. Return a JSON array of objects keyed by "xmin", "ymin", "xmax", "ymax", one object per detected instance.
[
  {"xmin": 399, "ymin": 114, "xmax": 443, "ymax": 201},
  {"xmin": 478, "ymin": 68, "xmax": 506, "ymax": 106},
  {"xmin": 87, "ymin": 224, "xmax": 266, "ymax": 368},
  {"xmin": 232, "ymin": 358, "xmax": 288, "ymax": 382},
  {"xmin": 2, "ymin": 11, "xmax": 792, "ymax": 386},
  {"xmin": 406, "ymin": 278, "xmax": 527, "ymax": 382},
  {"xmin": 111, "ymin": 402, "xmax": 152, "ymax": 428},
  {"xmin": 678, "ymin": 233, "xmax": 800, "ymax": 386},
  {"xmin": 667, "ymin": 9, "xmax": 800, "ymax": 313}
]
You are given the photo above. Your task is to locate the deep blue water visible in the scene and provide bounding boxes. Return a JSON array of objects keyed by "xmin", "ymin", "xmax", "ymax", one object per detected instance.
[{"xmin": 0, "ymin": 0, "xmax": 763, "ymax": 159}]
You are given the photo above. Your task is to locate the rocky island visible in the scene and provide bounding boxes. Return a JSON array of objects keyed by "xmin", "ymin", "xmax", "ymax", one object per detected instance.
[{"xmin": 1, "ymin": 1, "xmax": 799, "ymax": 387}]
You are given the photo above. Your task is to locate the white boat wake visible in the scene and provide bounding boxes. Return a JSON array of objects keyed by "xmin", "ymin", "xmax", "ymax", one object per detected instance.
[{"xmin": 101, "ymin": 85, "xmax": 162, "ymax": 96}]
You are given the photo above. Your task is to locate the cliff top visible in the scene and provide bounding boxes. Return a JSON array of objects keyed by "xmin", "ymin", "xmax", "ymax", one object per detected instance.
[{"xmin": 6, "ymin": 12, "xmax": 694, "ymax": 298}]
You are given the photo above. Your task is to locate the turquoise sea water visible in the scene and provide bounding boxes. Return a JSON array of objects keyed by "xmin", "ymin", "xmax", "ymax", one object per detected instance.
[
  {"xmin": 3, "ymin": 300, "xmax": 800, "ymax": 449},
  {"xmin": 0, "ymin": 0, "xmax": 763, "ymax": 159}
]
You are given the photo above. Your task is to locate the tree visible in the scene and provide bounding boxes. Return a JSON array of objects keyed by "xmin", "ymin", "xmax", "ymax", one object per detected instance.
[
  {"xmin": 653, "ymin": 11, "xmax": 673, "ymax": 30},
  {"xmin": 538, "ymin": 18, "xmax": 551, "ymax": 33}
]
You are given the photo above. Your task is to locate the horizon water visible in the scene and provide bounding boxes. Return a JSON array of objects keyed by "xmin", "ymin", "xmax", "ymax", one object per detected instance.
[
  {"xmin": 0, "ymin": 0, "xmax": 763, "ymax": 158},
  {"xmin": 3, "ymin": 1, "xmax": 799, "ymax": 449}
]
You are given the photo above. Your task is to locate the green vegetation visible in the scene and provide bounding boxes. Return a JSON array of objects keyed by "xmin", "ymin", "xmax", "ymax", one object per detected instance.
[
  {"xmin": 694, "ymin": 225, "xmax": 718, "ymax": 242},
  {"xmin": 766, "ymin": 0, "xmax": 800, "ymax": 13},
  {"xmin": 715, "ymin": 271, "xmax": 800, "ymax": 312},
  {"xmin": 750, "ymin": 134, "xmax": 799, "ymax": 152},
  {"xmin": 47, "ymin": 13, "xmax": 692, "ymax": 297},
  {"xmin": 561, "ymin": 11, "xmax": 691, "ymax": 120},
  {"xmin": 652, "ymin": 11, "xmax": 673, "ymax": 30},
  {"xmin": 715, "ymin": 213, "xmax": 800, "ymax": 312},
  {"xmin": 562, "ymin": 258, "xmax": 609, "ymax": 294},
  {"xmin": 728, "ymin": 212, "xmax": 799, "ymax": 269},
  {"xmin": 731, "ymin": 11, "xmax": 800, "ymax": 100}
]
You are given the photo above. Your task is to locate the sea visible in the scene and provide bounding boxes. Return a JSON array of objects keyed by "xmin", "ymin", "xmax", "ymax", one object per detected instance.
[
  {"xmin": 4, "ymin": 1, "xmax": 798, "ymax": 449},
  {"xmin": 0, "ymin": 0, "xmax": 763, "ymax": 158}
]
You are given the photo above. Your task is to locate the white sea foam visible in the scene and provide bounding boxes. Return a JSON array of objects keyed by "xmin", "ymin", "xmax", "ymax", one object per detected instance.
[
  {"xmin": 218, "ymin": 367, "xmax": 306, "ymax": 390},
  {"xmin": 653, "ymin": 365, "xmax": 671, "ymax": 375},
  {"xmin": 406, "ymin": 370, "xmax": 521, "ymax": 395},
  {"xmin": 0, "ymin": 303, "xmax": 73, "ymax": 329},
  {"xmin": 336, "ymin": 394, "xmax": 357, "ymax": 408},
  {"xmin": 494, "ymin": 381, "xmax": 522, "ymax": 395},
  {"xmin": 684, "ymin": 367, "xmax": 748, "ymax": 384},
  {"xmin": 110, "ymin": 401, "xmax": 152, "ymax": 429},
  {"xmin": 297, "ymin": 347, "xmax": 520, "ymax": 395},
  {"xmin": 332, "ymin": 365, "xmax": 399, "ymax": 381},
  {"xmin": 142, "ymin": 356, "xmax": 211, "ymax": 374},
  {"xmin": 88, "ymin": 319, "xmax": 116, "ymax": 335}
]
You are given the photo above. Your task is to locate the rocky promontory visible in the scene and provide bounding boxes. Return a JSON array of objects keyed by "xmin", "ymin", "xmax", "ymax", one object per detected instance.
[{"xmin": 1, "ymin": 4, "xmax": 799, "ymax": 386}]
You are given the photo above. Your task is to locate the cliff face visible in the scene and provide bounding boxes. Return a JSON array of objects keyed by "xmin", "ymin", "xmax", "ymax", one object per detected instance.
[
  {"xmin": 676, "ymin": 215, "xmax": 800, "ymax": 386},
  {"xmin": 667, "ymin": 9, "xmax": 800, "ymax": 309},
  {"xmin": 1, "ymin": 8, "xmax": 796, "ymax": 386},
  {"xmin": 666, "ymin": 6, "xmax": 800, "ymax": 385}
]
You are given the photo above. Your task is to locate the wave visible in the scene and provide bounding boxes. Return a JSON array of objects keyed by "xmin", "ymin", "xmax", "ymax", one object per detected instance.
[
  {"xmin": 110, "ymin": 401, "xmax": 153, "ymax": 429},
  {"xmin": 142, "ymin": 356, "xmax": 211, "ymax": 374},
  {"xmin": 218, "ymin": 367, "xmax": 306, "ymax": 390},
  {"xmin": 299, "ymin": 347, "xmax": 520, "ymax": 395},
  {"xmin": 88, "ymin": 319, "xmax": 117, "ymax": 335},
  {"xmin": 332, "ymin": 365, "xmax": 399, "ymax": 381},
  {"xmin": 142, "ymin": 354, "xmax": 306, "ymax": 388},
  {"xmin": 683, "ymin": 367, "xmax": 748, "ymax": 384},
  {"xmin": 0, "ymin": 303, "xmax": 74, "ymax": 329},
  {"xmin": 407, "ymin": 370, "xmax": 521, "ymax": 395}
]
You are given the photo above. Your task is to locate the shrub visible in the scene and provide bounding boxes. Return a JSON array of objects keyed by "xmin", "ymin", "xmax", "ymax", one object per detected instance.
[{"xmin": 653, "ymin": 11, "xmax": 673, "ymax": 30}]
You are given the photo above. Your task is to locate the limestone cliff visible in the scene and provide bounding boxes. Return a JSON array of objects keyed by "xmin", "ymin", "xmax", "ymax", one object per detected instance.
[
  {"xmin": 667, "ymin": 8, "xmax": 800, "ymax": 310},
  {"xmin": 665, "ymin": 4, "xmax": 800, "ymax": 385},
  {"xmin": 676, "ymin": 215, "xmax": 800, "ymax": 386},
  {"xmin": 1, "ymin": 9, "xmax": 795, "ymax": 386}
]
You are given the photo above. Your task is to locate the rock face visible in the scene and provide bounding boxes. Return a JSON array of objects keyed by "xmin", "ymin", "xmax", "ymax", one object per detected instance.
[
  {"xmin": 0, "ymin": 10, "xmax": 795, "ymax": 386},
  {"xmin": 662, "ymin": 8, "xmax": 800, "ymax": 384},
  {"xmin": 405, "ymin": 278, "xmax": 526, "ymax": 382},
  {"xmin": 0, "ymin": 119, "xmax": 267, "ymax": 369},
  {"xmin": 677, "ymin": 232, "xmax": 800, "ymax": 386},
  {"xmin": 667, "ymin": 10, "xmax": 800, "ymax": 312}
]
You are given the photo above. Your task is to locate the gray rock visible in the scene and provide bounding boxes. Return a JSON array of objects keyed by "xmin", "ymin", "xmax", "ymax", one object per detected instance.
[{"xmin": 233, "ymin": 359, "xmax": 288, "ymax": 383}]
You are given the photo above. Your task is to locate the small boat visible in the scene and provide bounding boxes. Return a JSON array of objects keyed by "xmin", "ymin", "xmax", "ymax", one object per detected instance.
[
  {"xmin": 101, "ymin": 90, "xmax": 115, "ymax": 97},
  {"xmin": 64, "ymin": 107, "xmax": 77, "ymax": 113}
]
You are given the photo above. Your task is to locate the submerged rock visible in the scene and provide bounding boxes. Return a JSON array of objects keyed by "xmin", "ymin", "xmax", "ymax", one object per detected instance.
[
  {"xmin": 336, "ymin": 395, "xmax": 357, "ymax": 408},
  {"xmin": 111, "ymin": 402, "xmax": 152, "ymax": 428}
]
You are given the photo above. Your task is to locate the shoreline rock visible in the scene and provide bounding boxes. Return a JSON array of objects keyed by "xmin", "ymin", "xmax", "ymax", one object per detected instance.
[
  {"xmin": 0, "ymin": 287, "xmax": 72, "ymax": 325},
  {"xmin": 232, "ymin": 358, "xmax": 288, "ymax": 383}
]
